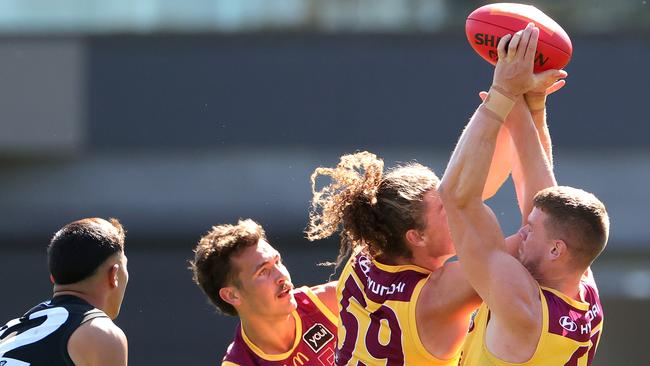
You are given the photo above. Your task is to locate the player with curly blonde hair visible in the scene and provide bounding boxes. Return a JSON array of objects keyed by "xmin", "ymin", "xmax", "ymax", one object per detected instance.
[
  {"xmin": 306, "ymin": 152, "xmax": 477, "ymax": 365},
  {"xmin": 305, "ymin": 59, "xmax": 563, "ymax": 365}
]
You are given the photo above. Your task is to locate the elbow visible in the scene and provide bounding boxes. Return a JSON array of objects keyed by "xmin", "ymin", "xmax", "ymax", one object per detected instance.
[{"xmin": 439, "ymin": 183, "xmax": 472, "ymax": 210}]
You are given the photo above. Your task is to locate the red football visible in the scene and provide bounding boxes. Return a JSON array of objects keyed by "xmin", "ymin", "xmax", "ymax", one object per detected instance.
[{"xmin": 466, "ymin": 3, "xmax": 572, "ymax": 72}]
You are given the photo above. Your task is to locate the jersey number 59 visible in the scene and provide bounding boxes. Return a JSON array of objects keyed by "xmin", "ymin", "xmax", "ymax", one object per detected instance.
[{"xmin": 338, "ymin": 276, "xmax": 404, "ymax": 366}]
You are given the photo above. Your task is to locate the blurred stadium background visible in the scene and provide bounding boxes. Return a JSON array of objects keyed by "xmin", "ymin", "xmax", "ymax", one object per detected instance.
[{"xmin": 1, "ymin": 0, "xmax": 648, "ymax": 364}]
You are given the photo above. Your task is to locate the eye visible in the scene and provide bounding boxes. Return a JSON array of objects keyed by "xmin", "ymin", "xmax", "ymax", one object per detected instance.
[{"xmin": 259, "ymin": 268, "xmax": 269, "ymax": 276}]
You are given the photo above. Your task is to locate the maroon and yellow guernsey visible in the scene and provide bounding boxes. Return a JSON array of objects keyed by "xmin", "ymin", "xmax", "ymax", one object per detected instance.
[
  {"xmin": 222, "ymin": 287, "xmax": 337, "ymax": 366},
  {"xmin": 336, "ymin": 250, "xmax": 460, "ymax": 366},
  {"xmin": 459, "ymin": 278, "xmax": 603, "ymax": 366}
]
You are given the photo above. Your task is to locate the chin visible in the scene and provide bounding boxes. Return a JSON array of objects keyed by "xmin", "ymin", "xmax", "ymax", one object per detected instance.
[
  {"xmin": 435, "ymin": 247, "xmax": 456, "ymax": 259},
  {"xmin": 288, "ymin": 294, "xmax": 298, "ymax": 309}
]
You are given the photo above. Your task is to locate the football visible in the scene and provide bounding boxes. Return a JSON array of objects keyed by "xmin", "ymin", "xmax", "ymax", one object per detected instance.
[{"xmin": 466, "ymin": 3, "xmax": 572, "ymax": 72}]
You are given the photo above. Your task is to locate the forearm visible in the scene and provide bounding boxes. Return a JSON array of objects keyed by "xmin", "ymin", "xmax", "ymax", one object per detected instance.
[
  {"xmin": 526, "ymin": 93, "xmax": 553, "ymax": 166},
  {"xmin": 509, "ymin": 110, "xmax": 556, "ymax": 221},
  {"xmin": 482, "ymin": 125, "xmax": 514, "ymax": 200},
  {"xmin": 441, "ymin": 90, "xmax": 513, "ymax": 207}
]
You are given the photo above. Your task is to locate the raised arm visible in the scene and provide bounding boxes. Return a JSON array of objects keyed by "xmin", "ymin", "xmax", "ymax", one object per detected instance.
[
  {"xmin": 482, "ymin": 46, "xmax": 563, "ymax": 202},
  {"xmin": 508, "ymin": 101, "xmax": 557, "ymax": 224},
  {"xmin": 480, "ymin": 78, "xmax": 560, "ymax": 206},
  {"xmin": 439, "ymin": 24, "xmax": 566, "ymax": 330},
  {"xmin": 509, "ymin": 80, "xmax": 564, "ymax": 222},
  {"xmin": 482, "ymin": 124, "xmax": 515, "ymax": 200}
]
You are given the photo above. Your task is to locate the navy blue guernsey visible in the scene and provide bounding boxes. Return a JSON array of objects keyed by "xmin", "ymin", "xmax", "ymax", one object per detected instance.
[{"xmin": 0, "ymin": 295, "xmax": 109, "ymax": 366}]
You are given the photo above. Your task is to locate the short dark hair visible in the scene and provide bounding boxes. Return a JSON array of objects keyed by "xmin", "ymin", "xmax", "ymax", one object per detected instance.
[
  {"xmin": 533, "ymin": 186, "xmax": 609, "ymax": 269},
  {"xmin": 190, "ymin": 219, "xmax": 266, "ymax": 316},
  {"xmin": 48, "ymin": 218, "xmax": 126, "ymax": 285}
]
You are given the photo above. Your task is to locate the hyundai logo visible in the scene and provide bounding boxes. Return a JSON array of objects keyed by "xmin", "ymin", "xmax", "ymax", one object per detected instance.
[{"xmin": 559, "ymin": 316, "xmax": 577, "ymax": 332}]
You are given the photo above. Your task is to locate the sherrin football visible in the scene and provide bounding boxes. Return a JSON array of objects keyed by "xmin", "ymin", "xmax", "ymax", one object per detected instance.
[{"xmin": 466, "ymin": 3, "xmax": 572, "ymax": 72}]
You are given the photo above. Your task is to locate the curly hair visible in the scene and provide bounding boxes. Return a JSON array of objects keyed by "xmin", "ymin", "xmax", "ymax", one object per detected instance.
[
  {"xmin": 190, "ymin": 219, "xmax": 266, "ymax": 316},
  {"xmin": 306, "ymin": 151, "xmax": 439, "ymax": 267}
]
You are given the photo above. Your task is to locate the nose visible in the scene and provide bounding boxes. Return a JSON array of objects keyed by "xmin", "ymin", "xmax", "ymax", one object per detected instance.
[
  {"xmin": 518, "ymin": 225, "xmax": 529, "ymax": 240},
  {"xmin": 276, "ymin": 274, "xmax": 287, "ymax": 285},
  {"xmin": 275, "ymin": 265, "xmax": 290, "ymax": 285}
]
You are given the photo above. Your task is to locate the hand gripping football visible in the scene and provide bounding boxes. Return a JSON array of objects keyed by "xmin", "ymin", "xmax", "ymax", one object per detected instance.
[{"xmin": 466, "ymin": 3, "xmax": 572, "ymax": 72}]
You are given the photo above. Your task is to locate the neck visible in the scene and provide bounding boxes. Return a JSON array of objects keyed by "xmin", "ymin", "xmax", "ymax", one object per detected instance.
[
  {"xmin": 538, "ymin": 271, "xmax": 584, "ymax": 301},
  {"xmin": 53, "ymin": 286, "xmax": 106, "ymax": 313},
  {"xmin": 379, "ymin": 247, "xmax": 450, "ymax": 271},
  {"xmin": 240, "ymin": 311, "xmax": 296, "ymax": 354}
]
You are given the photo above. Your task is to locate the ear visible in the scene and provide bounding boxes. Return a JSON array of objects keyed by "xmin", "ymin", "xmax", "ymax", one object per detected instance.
[
  {"xmin": 405, "ymin": 229, "xmax": 425, "ymax": 248},
  {"xmin": 50, "ymin": 274, "xmax": 56, "ymax": 284},
  {"xmin": 549, "ymin": 239, "xmax": 567, "ymax": 261},
  {"xmin": 108, "ymin": 264, "xmax": 120, "ymax": 288},
  {"xmin": 219, "ymin": 286, "xmax": 241, "ymax": 308}
]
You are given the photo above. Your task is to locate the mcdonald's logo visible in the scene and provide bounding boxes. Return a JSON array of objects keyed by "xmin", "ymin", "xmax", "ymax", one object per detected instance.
[{"xmin": 290, "ymin": 352, "xmax": 309, "ymax": 366}]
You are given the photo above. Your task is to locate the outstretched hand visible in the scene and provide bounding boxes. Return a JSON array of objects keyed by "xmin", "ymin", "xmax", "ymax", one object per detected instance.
[
  {"xmin": 492, "ymin": 23, "xmax": 567, "ymax": 97},
  {"xmin": 480, "ymin": 79, "xmax": 565, "ymax": 101},
  {"xmin": 525, "ymin": 70, "xmax": 567, "ymax": 112},
  {"xmin": 529, "ymin": 79, "xmax": 566, "ymax": 96}
]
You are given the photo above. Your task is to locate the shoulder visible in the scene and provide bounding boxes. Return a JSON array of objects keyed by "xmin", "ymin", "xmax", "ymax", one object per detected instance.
[
  {"xmin": 419, "ymin": 261, "xmax": 481, "ymax": 315},
  {"xmin": 68, "ymin": 317, "xmax": 127, "ymax": 366},
  {"xmin": 222, "ymin": 334, "xmax": 258, "ymax": 366},
  {"xmin": 292, "ymin": 284, "xmax": 339, "ymax": 326},
  {"xmin": 309, "ymin": 281, "xmax": 338, "ymax": 315}
]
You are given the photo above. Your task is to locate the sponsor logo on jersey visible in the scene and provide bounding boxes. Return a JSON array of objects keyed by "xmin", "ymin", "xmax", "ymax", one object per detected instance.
[
  {"xmin": 468, "ymin": 309, "xmax": 478, "ymax": 332},
  {"xmin": 559, "ymin": 316, "xmax": 577, "ymax": 332},
  {"xmin": 286, "ymin": 352, "xmax": 309, "ymax": 366},
  {"xmin": 358, "ymin": 256, "xmax": 407, "ymax": 296},
  {"xmin": 303, "ymin": 323, "xmax": 334, "ymax": 353}
]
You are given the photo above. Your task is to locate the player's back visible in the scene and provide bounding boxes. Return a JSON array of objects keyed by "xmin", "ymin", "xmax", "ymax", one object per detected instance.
[
  {"xmin": 459, "ymin": 280, "xmax": 604, "ymax": 366},
  {"xmin": 0, "ymin": 295, "xmax": 109, "ymax": 366},
  {"xmin": 336, "ymin": 250, "xmax": 459, "ymax": 366}
]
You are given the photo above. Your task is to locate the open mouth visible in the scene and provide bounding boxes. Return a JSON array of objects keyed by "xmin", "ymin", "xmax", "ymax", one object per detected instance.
[{"xmin": 277, "ymin": 284, "xmax": 293, "ymax": 298}]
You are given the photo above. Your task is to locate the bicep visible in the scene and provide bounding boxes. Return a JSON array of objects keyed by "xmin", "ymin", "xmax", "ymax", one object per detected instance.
[
  {"xmin": 446, "ymin": 202, "xmax": 540, "ymax": 327},
  {"xmin": 481, "ymin": 251, "xmax": 540, "ymax": 322},
  {"xmin": 424, "ymin": 262, "xmax": 481, "ymax": 317}
]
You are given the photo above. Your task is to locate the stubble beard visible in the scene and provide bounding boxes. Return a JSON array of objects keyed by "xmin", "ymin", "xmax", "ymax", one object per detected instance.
[{"xmin": 522, "ymin": 258, "xmax": 543, "ymax": 283}]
